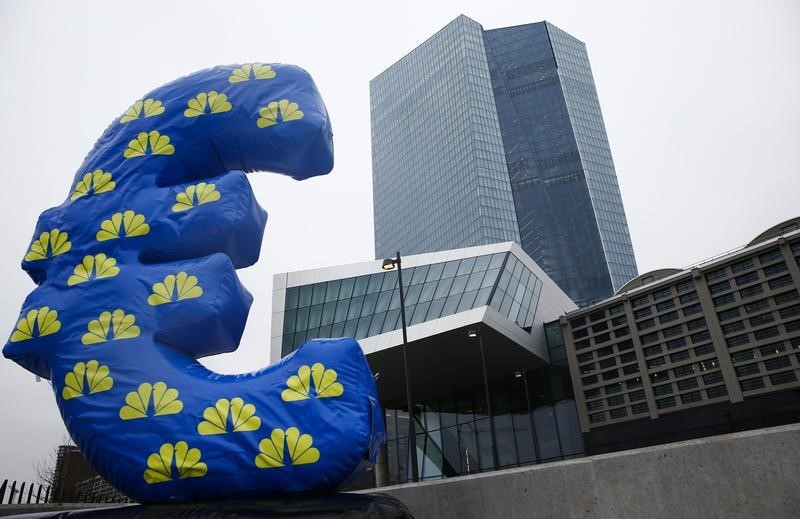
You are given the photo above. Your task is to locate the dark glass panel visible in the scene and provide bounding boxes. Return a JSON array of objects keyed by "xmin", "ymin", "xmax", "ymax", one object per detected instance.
[
  {"xmin": 311, "ymin": 283, "xmax": 326, "ymax": 306},
  {"xmin": 324, "ymin": 280, "xmax": 340, "ymax": 303},
  {"xmin": 285, "ymin": 286, "xmax": 299, "ymax": 310},
  {"xmin": 298, "ymin": 285, "xmax": 313, "ymax": 308},
  {"xmin": 352, "ymin": 276, "xmax": 370, "ymax": 297},
  {"xmin": 339, "ymin": 277, "xmax": 355, "ymax": 299}
]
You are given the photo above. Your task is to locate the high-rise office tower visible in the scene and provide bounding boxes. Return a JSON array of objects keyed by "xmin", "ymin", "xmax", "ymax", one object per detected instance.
[{"xmin": 371, "ymin": 15, "xmax": 638, "ymax": 306}]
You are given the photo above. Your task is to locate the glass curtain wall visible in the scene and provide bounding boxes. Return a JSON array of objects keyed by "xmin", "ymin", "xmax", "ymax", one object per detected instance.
[{"xmin": 383, "ymin": 365, "xmax": 583, "ymax": 483}]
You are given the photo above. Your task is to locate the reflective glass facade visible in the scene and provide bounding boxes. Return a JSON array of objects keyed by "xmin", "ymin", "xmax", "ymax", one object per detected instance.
[
  {"xmin": 371, "ymin": 16, "xmax": 638, "ymax": 307},
  {"xmin": 384, "ymin": 320, "xmax": 582, "ymax": 482},
  {"xmin": 371, "ymin": 16, "xmax": 521, "ymax": 261},
  {"xmin": 281, "ymin": 250, "xmax": 549, "ymax": 356}
]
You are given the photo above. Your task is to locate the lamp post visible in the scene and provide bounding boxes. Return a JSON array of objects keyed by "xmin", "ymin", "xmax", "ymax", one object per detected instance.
[
  {"xmin": 382, "ymin": 251, "xmax": 419, "ymax": 483},
  {"xmin": 515, "ymin": 368, "xmax": 539, "ymax": 462},
  {"xmin": 467, "ymin": 328, "xmax": 498, "ymax": 470}
]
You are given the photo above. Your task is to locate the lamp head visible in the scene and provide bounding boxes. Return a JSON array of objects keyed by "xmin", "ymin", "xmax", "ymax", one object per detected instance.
[
  {"xmin": 467, "ymin": 329, "xmax": 478, "ymax": 339},
  {"xmin": 382, "ymin": 258, "xmax": 397, "ymax": 271}
]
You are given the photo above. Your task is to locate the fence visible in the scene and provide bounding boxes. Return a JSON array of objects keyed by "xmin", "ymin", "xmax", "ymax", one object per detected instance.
[
  {"xmin": 0, "ymin": 478, "xmax": 130, "ymax": 504},
  {"xmin": 0, "ymin": 479, "xmax": 50, "ymax": 504}
]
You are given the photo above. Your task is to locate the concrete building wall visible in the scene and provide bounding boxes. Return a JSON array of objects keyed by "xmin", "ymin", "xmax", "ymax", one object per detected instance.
[{"xmin": 371, "ymin": 423, "xmax": 800, "ymax": 519}]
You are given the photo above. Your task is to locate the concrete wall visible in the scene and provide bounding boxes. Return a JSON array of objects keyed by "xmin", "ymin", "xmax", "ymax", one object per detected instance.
[{"xmin": 371, "ymin": 423, "xmax": 800, "ymax": 519}]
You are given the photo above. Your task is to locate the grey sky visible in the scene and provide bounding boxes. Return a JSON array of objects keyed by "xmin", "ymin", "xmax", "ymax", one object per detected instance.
[{"xmin": 0, "ymin": 0, "xmax": 797, "ymax": 483}]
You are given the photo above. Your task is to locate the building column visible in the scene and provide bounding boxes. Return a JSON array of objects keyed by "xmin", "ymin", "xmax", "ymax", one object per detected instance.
[
  {"xmin": 374, "ymin": 443, "xmax": 390, "ymax": 487},
  {"xmin": 621, "ymin": 296, "xmax": 660, "ymax": 419},
  {"xmin": 779, "ymin": 238, "xmax": 800, "ymax": 288},
  {"xmin": 692, "ymin": 268, "xmax": 744, "ymax": 402}
]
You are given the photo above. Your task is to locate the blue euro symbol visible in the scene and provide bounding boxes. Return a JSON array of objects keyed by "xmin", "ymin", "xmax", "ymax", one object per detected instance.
[{"xmin": 3, "ymin": 63, "xmax": 384, "ymax": 503}]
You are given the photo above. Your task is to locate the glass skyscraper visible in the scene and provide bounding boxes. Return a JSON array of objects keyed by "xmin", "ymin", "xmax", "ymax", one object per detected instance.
[{"xmin": 371, "ymin": 16, "xmax": 638, "ymax": 306}]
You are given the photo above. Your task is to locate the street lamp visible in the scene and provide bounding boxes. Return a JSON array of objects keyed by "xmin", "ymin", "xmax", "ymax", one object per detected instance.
[
  {"xmin": 382, "ymin": 251, "xmax": 419, "ymax": 483},
  {"xmin": 467, "ymin": 327, "xmax": 498, "ymax": 470},
  {"xmin": 515, "ymin": 369, "xmax": 539, "ymax": 462}
]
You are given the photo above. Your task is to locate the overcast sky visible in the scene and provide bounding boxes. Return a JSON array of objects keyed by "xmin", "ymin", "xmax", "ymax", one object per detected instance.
[{"xmin": 0, "ymin": 0, "xmax": 797, "ymax": 484}]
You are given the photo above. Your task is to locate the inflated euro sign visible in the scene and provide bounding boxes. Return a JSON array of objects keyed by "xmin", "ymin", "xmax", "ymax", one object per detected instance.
[{"xmin": 2, "ymin": 63, "xmax": 385, "ymax": 503}]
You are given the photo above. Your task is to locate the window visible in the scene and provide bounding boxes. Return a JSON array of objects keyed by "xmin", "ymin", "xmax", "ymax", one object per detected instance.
[
  {"xmin": 706, "ymin": 386, "xmax": 728, "ymax": 399},
  {"xmin": 582, "ymin": 375, "xmax": 597, "ymax": 385},
  {"xmin": 702, "ymin": 371, "xmax": 724, "ymax": 385},
  {"xmin": 731, "ymin": 258, "xmax": 754, "ymax": 273},
  {"xmin": 731, "ymin": 349, "xmax": 755, "ymax": 364},
  {"xmin": 763, "ymin": 262, "xmax": 788, "ymax": 277},
  {"xmin": 614, "ymin": 327, "xmax": 630, "ymax": 338},
  {"xmin": 709, "ymin": 280, "xmax": 731, "ymax": 295},
  {"xmin": 717, "ymin": 308, "xmax": 741, "ymax": 322},
  {"xmin": 758, "ymin": 249, "xmax": 783, "ymax": 264},
  {"xmin": 663, "ymin": 325, "xmax": 683, "ymax": 338},
  {"xmin": 589, "ymin": 310, "xmax": 605, "ymax": 322},
  {"xmin": 584, "ymin": 389, "xmax": 601, "ymax": 400},
  {"xmin": 714, "ymin": 293, "xmax": 736, "ymax": 307},
  {"xmin": 660, "ymin": 312, "xmax": 679, "ymax": 324},
  {"xmin": 754, "ymin": 327, "xmax": 780, "ymax": 340},
  {"xmin": 601, "ymin": 369, "xmax": 619, "ymax": 381},
  {"xmin": 780, "ymin": 304, "xmax": 800, "ymax": 319},
  {"xmin": 691, "ymin": 331, "xmax": 711, "ymax": 344},
  {"xmin": 634, "ymin": 307, "xmax": 652, "ymax": 319},
  {"xmin": 632, "ymin": 295, "xmax": 649, "ymax": 307},
  {"xmin": 681, "ymin": 392, "xmax": 702, "ymax": 404},
  {"xmin": 698, "ymin": 358, "xmax": 719, "ymax": 371},
  {"xmin": 597, "ymin": 346, "xmax": 614, "ymax": 358},
  {"xmin": 592, "ymin": 321, "xmax": 609, "ymax": 333},
  {"xmin": 687, "ymin": 318, "xmax": 707, "ymax": 331},
  {"xmin": 626, "ymin": 377, "xmax": 643, "ymax": 389},
  {"xmin": 612, "ymin": 315, "xmax": 628, "ymax": 326},
  {"xmin": 644, "ymin": 345, "xmax": 663, "ymax": 357},
  {"xmin": 631, "ymin": 403, "xmax": 649, "ymax": 414},
  {"xmin": 769, "ymin": 276, "xmax": 793, "ymax": 290},
  {"xmin": 683, "ymin": 303, "xmax": 703, "ymax": 316},
  {"xmin": 740, "ymin": 285, "xmax": 765, "ymax": 299},
  {"xmin": 745, "ymin": 299, "xmax": 770, "ymax": 313},
  {"xmin": 722, "ymin": 321, "xmax": 745, "ymax": 335},
  {"xmin": 666, "ymin": 337, "xmax": 687, "ymax": 350},
  {"xmin": 657, "ymin": 300, "xmax": 676, "ymax": 312},
  {"xmin": 694, "ymin": 344, "xmax": 715, "ymax": 356},
  {"xmin": 599, "ymin": 357, "xmax": 617, "ymax": 369},
  {"xmin": 764, "ymin": 356, "xmax": 791, "ymax": 371},
  {"xmin": 740, "ymin": 378, "xmax": 765, "ymax": 391},
  {"xmin": 656, "ymin": 397, "xmax": 676, "ymax": 409},
  {"xmin": 629, "ymin": 389, "xmax": 646, "ymax": 401},
  {"xmin": 653, "ymin": 287, "xmax": 673, "ymax": 301},
  {"xmin": 774, "ymin": 290, "xmax": 799, "ymax": 305},
  {"xmin": 653, "ymin": 384, "xmax": 673, "ymax": 396},
  {"xmin": 649, "ymin": 371, "xmax": 668, "ymax": 383},
  {"xmin": 734, "ymin": 271, "xmax": 759, "ymax": 286},
  {"xmin": 589, "ymin": 412, "xmax": 605, "ymax": 424},
  {"xmin": 640, "ymin": 332, "xmax": 659, "ymax": 345},
  {"xmin": 638, "ymin": 318, "xmax": 656, "ymax": 330},
  {"xmin": 647, "ymin": 357, "xmax": 666, "ymax": 369},
  {"xmin": 670, "ymin": 350, "xmax": 690, "ymax": 363},
  {"xmin": 617, "ymin": 339, "xmax": 634, "ymax": 351},
  {"xmin": 760, "ymin": 343, "xmax": 785, "ymax": 356},
  {"xmin": 677, "ymin": 378, "xmax": 698, "ymax": 390},
  {"xmin": 749, "ymin": 313, "xmax": 775, "ymax": 327},
  {"xmin": 575, "ymin": 339, "xmax": 590, "ymax": 350},
  {"xmin": 674, "ymin": 365, "xmax": 695, "ymax": 377},
  {"xmin": 770, "ymin": 371, "xmax": 798, "ymax": 385},
  {"xmin": 735, "ymin": 363, "xmax": 760, "ymax": 377},
  {"xmin": 586, "ymin": 400, "xmax": 604, "ymax": 411},
  {"xmin": 623, "ymin": 364, "xmax": 639, "ymax": 375},
  {"xmin": 605, "ymin": 382, "xmax": 623, "ymax": 395},
  {"xmin": 577, "ymin": 352, "xmax": 594, "ymax": 363},
  {"xmin": 680, "ymin": 291, "xmax": 699, "ymax": 305},
  {"xmin": 609, "ymin": 304, "xmax": 625, "ymax": 316},
  {"xmin": 594, "ymin": 333, "xmax": 611, "ymax": 344},
  {"xmin": 609, "ymin": 408, "xmax": 628, "ymax": 419},
  {"xmin": 705, "ymin": 269, "xmax": 727, "ymax": 282},
  {"xmin": 675, "ymin": 279, "xmax": 695, "ymax": 293},
  {"xmin": 606, "ymin": 395, "xmax": 625, "ymax": 407}
]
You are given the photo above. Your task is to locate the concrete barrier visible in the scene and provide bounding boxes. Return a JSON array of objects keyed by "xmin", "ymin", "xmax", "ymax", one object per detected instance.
[{"xmin": 370, "ymin": 423, "xmax": 800, "ymax": 519}]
